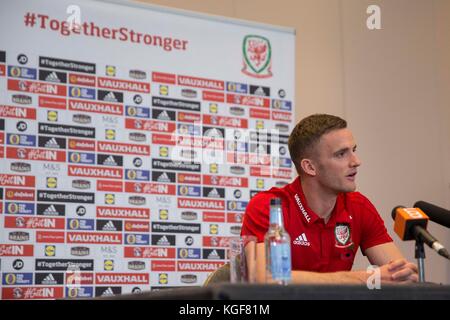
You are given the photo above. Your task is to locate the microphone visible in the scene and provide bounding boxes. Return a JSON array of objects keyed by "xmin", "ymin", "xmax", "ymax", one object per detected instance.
[
  {"xmin": 391, "ymin": 206, "xmax": 450, "ymax": 259},
  {"xmin": 414, "ymin": 201, "xmax": 450, "ymax": 229}
]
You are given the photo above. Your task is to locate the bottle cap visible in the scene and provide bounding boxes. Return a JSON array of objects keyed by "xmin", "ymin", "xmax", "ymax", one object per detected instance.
[{"xmin": 270, "ymin": 198, "xmax": 281, "ymax": 206}]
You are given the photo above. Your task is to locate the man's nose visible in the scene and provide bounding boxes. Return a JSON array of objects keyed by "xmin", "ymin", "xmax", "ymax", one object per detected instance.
[{"xmin": 351, "ymin": 153, "xmax": 361, "ymax": 167}]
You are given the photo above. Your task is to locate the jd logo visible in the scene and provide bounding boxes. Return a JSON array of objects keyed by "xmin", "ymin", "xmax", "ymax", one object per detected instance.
[{"xmin": 242, "ymin": 35, "xmax": 272, "ymax": 78}]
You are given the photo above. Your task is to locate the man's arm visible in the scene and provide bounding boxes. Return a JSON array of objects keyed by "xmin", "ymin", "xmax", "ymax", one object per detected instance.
[
  {"xmin": 254, "ymin": 242, "xmax": 418, "ymax": 284},
  {"xmin": 255, "ymin": 243, "xmax": 366, "ymax": 284},
  {"xmin": 364, "ymin": 242, "xmax": 404, "ymax": 266},
  {"xmin": 364, "ymin": 242, "xmax": 418, "ymax": 282}
]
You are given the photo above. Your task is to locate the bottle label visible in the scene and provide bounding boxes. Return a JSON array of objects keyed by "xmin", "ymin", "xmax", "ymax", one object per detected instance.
[{"xmin": 270, "ymin": 242, "xmax": 291, "ymax": 281}]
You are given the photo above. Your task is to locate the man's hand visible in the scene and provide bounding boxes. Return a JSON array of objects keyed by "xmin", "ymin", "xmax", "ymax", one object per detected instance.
[{"xmin": 381, "ymin": 259, "xmax": 419, "ymax": 283}]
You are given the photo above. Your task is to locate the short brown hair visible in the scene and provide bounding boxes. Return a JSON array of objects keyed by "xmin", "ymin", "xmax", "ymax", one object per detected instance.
[{"xmin": 288, "ymin": 114, "xmax": 347, "ymax": 174}]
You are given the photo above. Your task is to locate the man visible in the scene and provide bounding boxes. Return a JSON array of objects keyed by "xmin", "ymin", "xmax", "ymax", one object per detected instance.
[{"xmin": 241, "ymin": 114, "xmax": 418, "ymax": 284}]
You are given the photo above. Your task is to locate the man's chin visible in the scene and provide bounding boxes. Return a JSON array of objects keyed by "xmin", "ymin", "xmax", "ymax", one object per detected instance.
[{"xmin": 342, "ymin": 183, "xmax": 357, "ymax": 193}]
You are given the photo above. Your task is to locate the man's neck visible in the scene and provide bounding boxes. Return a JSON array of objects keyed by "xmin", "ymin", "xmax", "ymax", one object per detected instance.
[{"xmin": 300, "ymin": 177, "xmax": 338, "ymax": 223}]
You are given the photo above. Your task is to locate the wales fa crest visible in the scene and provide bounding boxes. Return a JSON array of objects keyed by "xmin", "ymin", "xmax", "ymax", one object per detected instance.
[{"xmin": 242, "ymin": 35, "xmax": 272, "ymax": 78}]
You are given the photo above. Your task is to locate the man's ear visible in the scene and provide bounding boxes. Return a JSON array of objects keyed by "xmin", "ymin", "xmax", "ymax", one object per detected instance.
[{"xmin": 300, "ymin": 158, "xmax": 316, "ymax": 176}]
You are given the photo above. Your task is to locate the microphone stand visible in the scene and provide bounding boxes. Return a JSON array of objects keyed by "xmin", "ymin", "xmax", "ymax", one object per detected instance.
[{"xmin": 415, "ymin": 238, "xmax": 426, "ymax": 283}]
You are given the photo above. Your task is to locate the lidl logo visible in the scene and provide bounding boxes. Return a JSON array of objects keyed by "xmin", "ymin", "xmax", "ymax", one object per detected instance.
[
  {"xmin": 256, "ymin": 120, "xmax": 264, "ymax": 129},
  {"xmin": 47, "ymin": 110, "xmax": 58, "ymax": 122},
  {"xmin": 158, "ymin": 273, "xmax": 168, "ymax": 285},
  {"xmin": 45, "ymin": 245, "xmax": 56, "ymax": 257},
  {"xmin": 105, "ymin": 194, "xmax": 115, "ymax": 205},
  {"xmin": 106, "ymin": 65, "xmax": 116, "ymax": 77},
  {"xmin": 257, "ymin": 179, "xmax": 265, "ymax": 189},
  {"xmin": 159, "ymin": 209, "xmax": 168, "ymax": 220},
  {"xmin": 209, "ymin": 103, "xmax": 218, "ymax": 114},
  {"xmin": 105, "ymin": 129, "xmax": 116, "ymax": 140},
  {"xmin": 159, "ymin": 146, "xmax": 169, "ymax": 158},
  {"xmin": 159, "ymin": 85, "xmax": 169, "ymax": 96},
  {"xmin": 209, "ymin": 224, "xmax": 218, "ymax": 235},
  {"xmin": 46, "ymin": 177, "xmax": 57, "ymax": 188},
  {"xmin": 209, "ymin": 163, "xmax": 218, "ymax": 174},
  {"xmin": 104, "ymin": 259, "xmax": 114, "ymax": 271}
]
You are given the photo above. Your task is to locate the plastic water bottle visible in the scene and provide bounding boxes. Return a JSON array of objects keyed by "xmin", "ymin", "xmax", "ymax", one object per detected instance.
[{"xmin": 265, "ymin": 197, "xmax": 291, "ymax": 285}]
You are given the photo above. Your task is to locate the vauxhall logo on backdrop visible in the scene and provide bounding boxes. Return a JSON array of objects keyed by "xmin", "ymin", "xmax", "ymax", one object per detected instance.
[{"xmin": 241, "ymin": 35, "xmax": 272, "ymax": 78}]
